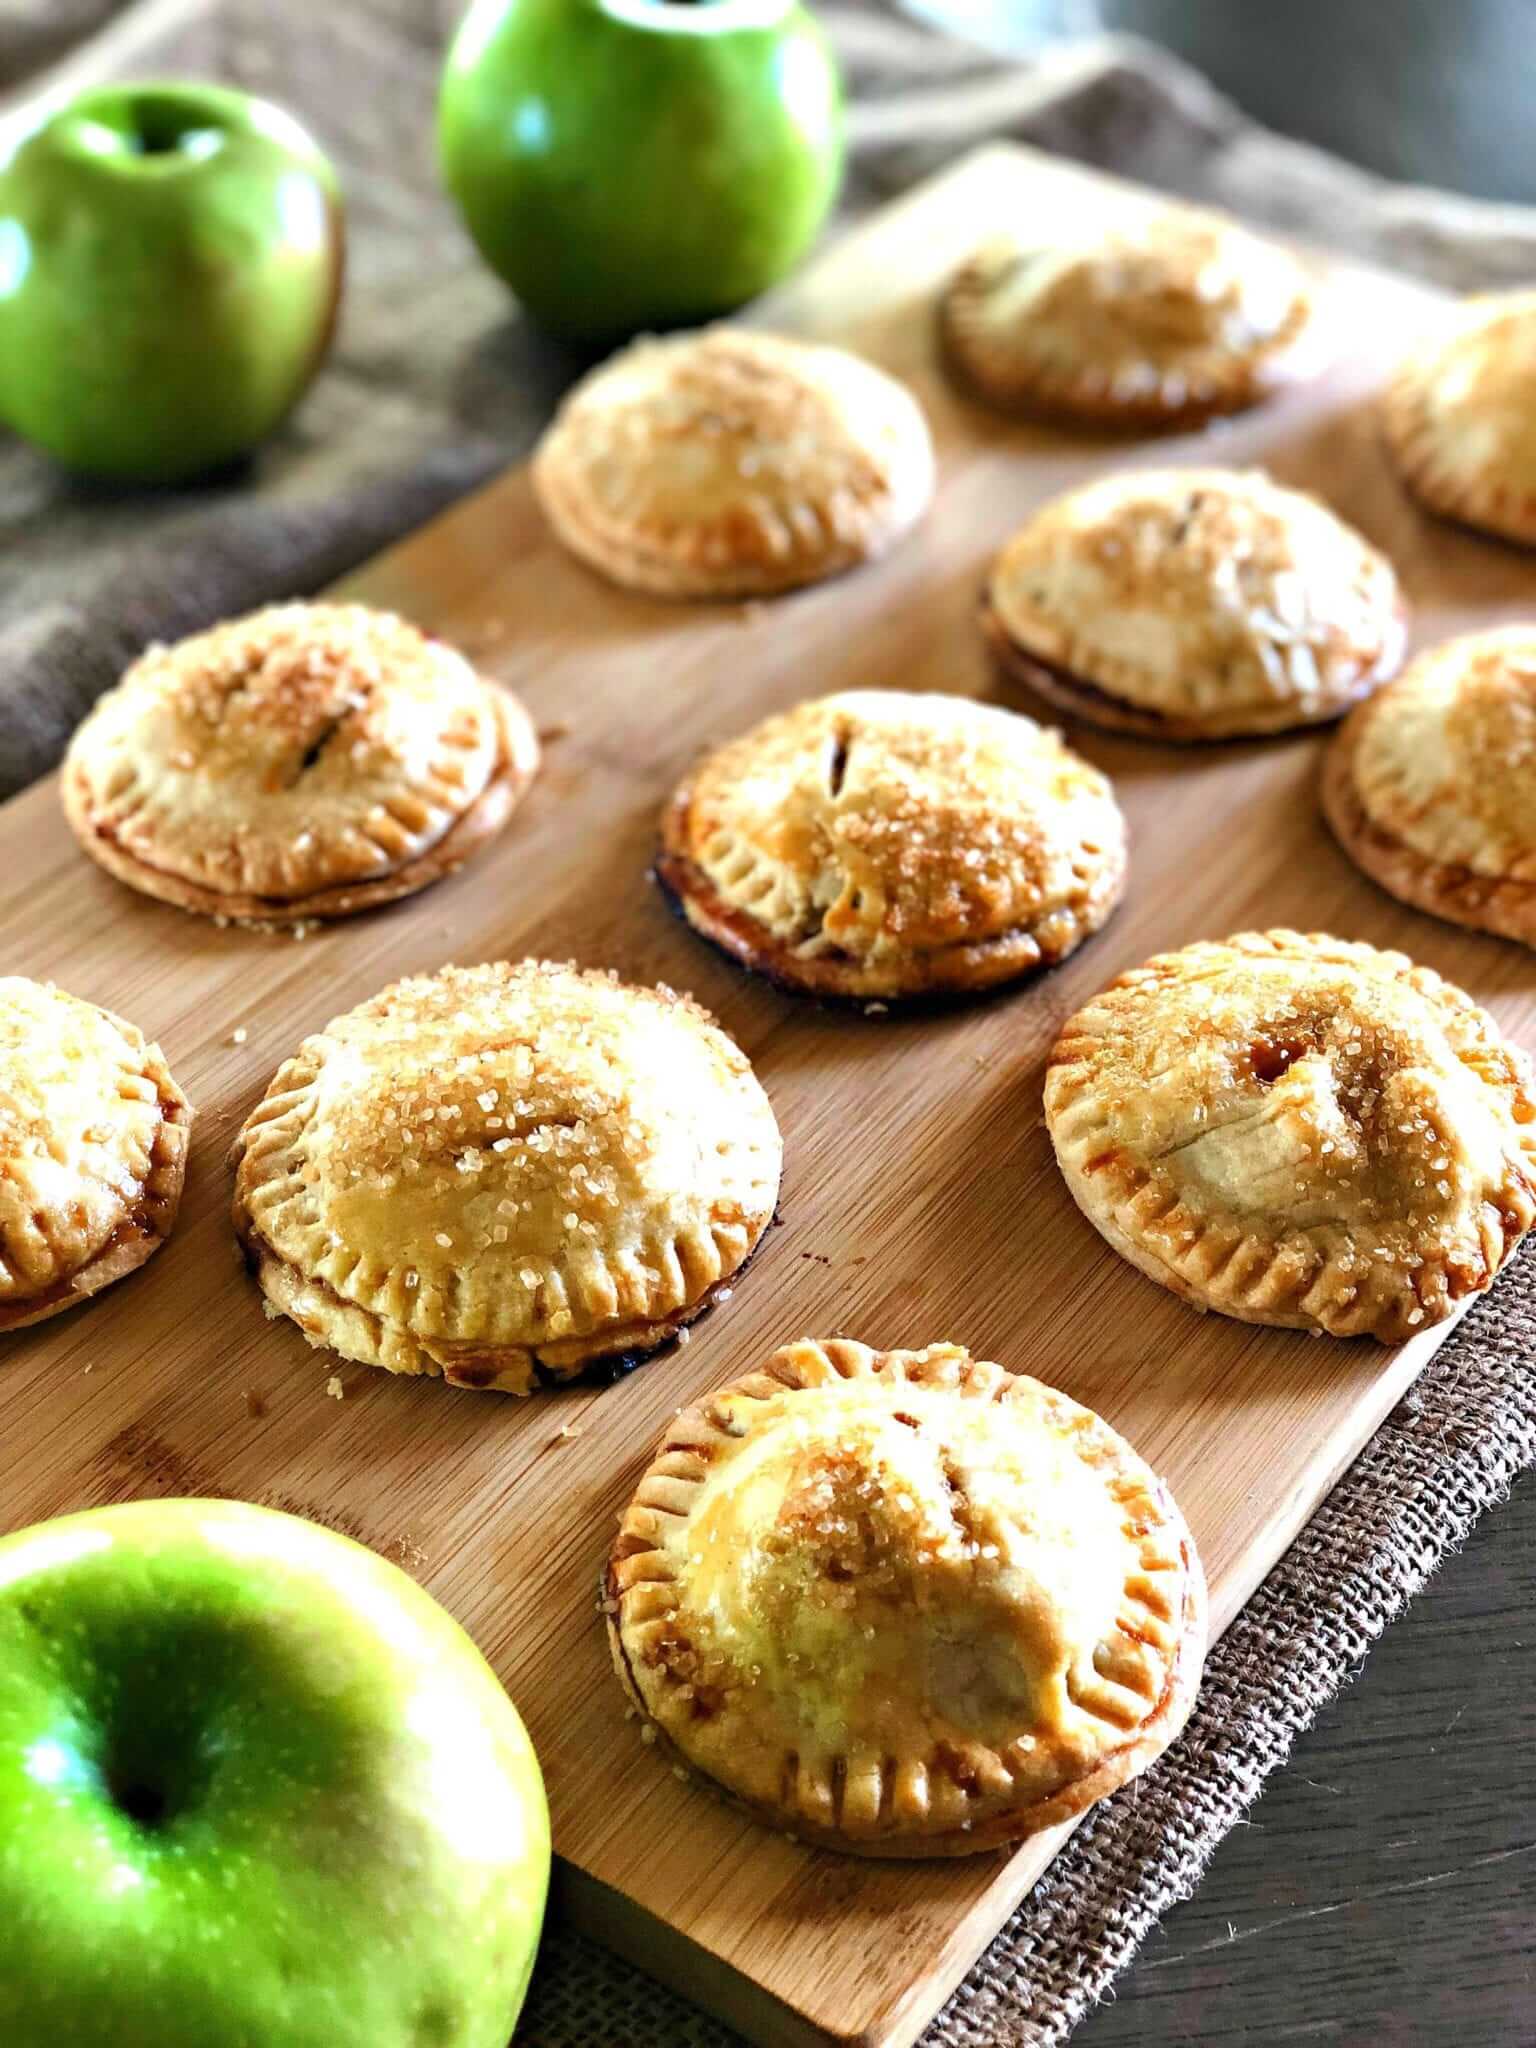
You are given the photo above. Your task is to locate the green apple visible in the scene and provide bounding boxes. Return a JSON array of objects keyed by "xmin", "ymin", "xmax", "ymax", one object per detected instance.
[
  {"xmin": 0, "ymin": 1498, "xmax": 549, "ymax": 2048},
  {"xmin": 0, "ymin": 82, "xmax": 344, "ymax": 482},
  {"xmin": 439, "ymin": 0, "xmax": 844, "ymax": 342}
]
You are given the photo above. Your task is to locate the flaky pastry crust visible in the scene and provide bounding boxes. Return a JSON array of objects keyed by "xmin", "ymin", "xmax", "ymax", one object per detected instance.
[
  {"xmin": 984, "ymin": 469, "xmax": 1406, "ymax": 741},
  {"xmin": 1383, "ymin": 292, "xmax": 1536, "ymax": 546},
  {"xmin": 657, "ymin": 690, "xmax": 1126, "ymax": 1000},
  {"xmin": 1323, "ymin": 627, "xmax": 1536, "ymax": 946},
  {"xmin": 63, "ymin": 604, "xmax": 540, "ymax": 926},
  {"xmin": 532, "ymin": 329, "xmax": 935, "ymax": 599},
  {"xmin": 940, "ymin": 206, "xmax": 1320, "ymax": 428},
  {"xmin": 232, "ymin": 961, "xmax": 782, "ymax": 1393},
  {"xmin": 1046, "ymin": 930, "xmax": 1536, "ymax": 1341},
  {"xmin": 607, "ymin": 1338, "xmax": 1206, "ymax": 1857},
  {"xmin": 0, "ymin": 977, "xmax": 191, "ymax": 1332}
]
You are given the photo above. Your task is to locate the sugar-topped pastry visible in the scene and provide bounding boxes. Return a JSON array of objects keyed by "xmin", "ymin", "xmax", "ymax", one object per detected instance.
[
  {"xmin": 1046, "ymin": 930, "xmax": 1536, "ymax": 1341},
  {"xmin": 63, "ymin": 603, "xmax": 540, "ymax": 925},
  {"xmin": 0, "ymin": 977, "xmax": 191, "ymax": 1331},
  {"xmin": 532, "ymin": 329, "xmax": 935, "ymax": 598},
  {"xmin": 983, "ymin": 469, "xmax": 1406, "ymax": 741},
  {"xmin": 1383, "ymin": 292, "xmax": 1536, "ymax": 546},
  {"xmin": 232, "ymin": 961, "xmax": 782, "ymax": 1392},
  {"xmin": 941, "ymin": 204, "xmax": 1320, "ymax": 428},
  {"xmin": 1324, "ymin": 626, "xmax": 1536, "ymax": 945},
  {"xmin": 656, "ymin": 689, "xmax": 1126, "ymax": 1000},
  {"xmin": 607, "ymin": 1338, "xmax": 1205, "ymax": 1856}
]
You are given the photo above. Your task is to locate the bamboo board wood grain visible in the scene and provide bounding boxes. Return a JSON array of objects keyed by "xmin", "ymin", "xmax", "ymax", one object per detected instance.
[{"xmin": 2, "ymin": 142, "xmax": 1535, "ymax": 2048}]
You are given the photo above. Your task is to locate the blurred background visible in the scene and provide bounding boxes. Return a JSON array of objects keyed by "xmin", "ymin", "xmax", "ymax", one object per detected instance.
[{"xmin": 902, "ymin": 0, "xmax": 1536, "ymax": 202}]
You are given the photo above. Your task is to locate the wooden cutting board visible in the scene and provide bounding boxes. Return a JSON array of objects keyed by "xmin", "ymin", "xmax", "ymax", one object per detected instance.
[{"xmin": 3, "ymin": 142, "xmax": 1535, "ymax": 2048}]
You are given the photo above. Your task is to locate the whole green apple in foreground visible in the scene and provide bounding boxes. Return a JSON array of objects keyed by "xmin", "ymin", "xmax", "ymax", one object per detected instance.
[
  {"xmin": 439, "ymin": 0, "xmax": 844, "ymax": 342},
  {"xmin": 0, "ymin": 1498, "xmax": 549, "ymax": 2048},
  {"xmin": 0, "ymin": 82, "xmax": 343, "ymax": 482}
]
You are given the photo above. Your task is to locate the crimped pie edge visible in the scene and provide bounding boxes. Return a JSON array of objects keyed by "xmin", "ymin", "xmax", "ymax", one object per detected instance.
[
  {"xmin": 1044, "ymin": 929, "xmax": 1536, "ymax": 1341},
  {"xmin": 230, "ymin": 963, "xmax": 782, "ymax": 1394},
  {"xmin": 1323, "ymin": 689, "xmax": 1536, "ymax": 947},
  {"xmin": 939, "ymin": 230, "xmax": 1320, "ymax": 429},
  {"xmin": 0, "ymin": 992, "xmax": 192, "ymax": 1333},
  {"xmin": 606, "ymin": 1337, "xmax": 1207, "ymax": 1858},
  {"xmin": 64, "ymin": 675, "xmax": 540, "ymax": 927}
]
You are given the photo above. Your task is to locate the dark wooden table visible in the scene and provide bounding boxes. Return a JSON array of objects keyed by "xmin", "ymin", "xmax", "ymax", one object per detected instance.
[{"xmin": 1079, "ymin": 1470, "xmax": 1536, "ymax": 2045}]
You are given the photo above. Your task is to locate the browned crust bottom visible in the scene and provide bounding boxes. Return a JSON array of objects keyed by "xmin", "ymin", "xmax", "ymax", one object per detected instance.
[
  {"xmin": 938, "ymin": 276, "xmax": 1320, "ymax": 433},
  {"xmin": 980, "ymin": 595, "xmax": 1400, "ymax": 744},
  {"xmin": 0, "ymin": 1029, "xmax": 192, "ymax": 1334},
  {"xmin": 655, "ymin": 792, "xmax": 1125, "ymax": 1005},
  {"xmin": 1322, "ymin": 707, "xmax": 1536, "ymax": 948},
  {"xmin": 604, "ymin": 1526, "xmax": 1207, "ymax": 1859},
  {"xmin": 230, "ymin": 1202, "xmax": 772, "ymax": 1396},
  {"xmin": 63, "ymin": 683, "xmax": 541, "ymax": 928}
]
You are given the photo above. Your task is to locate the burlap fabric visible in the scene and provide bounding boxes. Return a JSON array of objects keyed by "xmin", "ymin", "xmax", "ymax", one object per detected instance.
[{"xmin": 4, "ymin": 6, "xmax": 1536, "ymax": 2043}]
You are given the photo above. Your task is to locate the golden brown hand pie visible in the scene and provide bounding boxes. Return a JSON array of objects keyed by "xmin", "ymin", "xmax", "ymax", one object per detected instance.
[
  {"xmin": 656, "ymin": 689, "xmax": 1127, "ymax": 1000},
  {"xmin": 607, "ymin": 1337, "xmax": 1206, "ymax": 1858},
  {"xmin": 1383, "ymin": 292, "xmax": 1536, "ymax": 546},
  {"xmin": 532, "ymin": 329, "xmax": 935, "ymax": 598},
  {"xmin": 63, "ymin": 603, "xmax": 540, "ymax": 926},
  {"xmin": 0, "ymin": 977, "xmax": 191, "ymax": 1332},
  {"xmin": 1045, "ymin": 930, "xmax": 1536, "ymax": 1341},
  {"xmin": 941, "ymin": 204, "xmax": 1319, "ymax": 428},
  {"xmin": 983, "ymin": 469, "xmax": 1406, "ymax": 741},
  {"xmin": 1324, "ymin": 627, "xmax": 1536, "ymax": 945},
  {"xmin": 232, "ymin": 961, "xmax": 782, "ymax": 1393}
]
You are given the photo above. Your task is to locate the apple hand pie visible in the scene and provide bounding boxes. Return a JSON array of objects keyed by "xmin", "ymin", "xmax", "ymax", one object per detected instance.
[
  {"xmin": 1325, "ymin": 627, "xmax": 1536, "ymax": 946},
  {"xmin": 532, "ymin": 329, "xmax": 935, "ymax": 598},
  {"xmin": 1383, "ymin": 291, "xmax": 1536, "ymax": 546},
  {"xmin": 607, "ymin": 1338, "xmax": 1206, "ymax": 1857},
  {"xmin": 232, "ymin": 961, "xmax": 781, "ymax": 1393},
  {"xmin": 0, "ymin": 977, "xmax": 191, "ymax": 1332},
  {"xmin": 63, "ymin": 603, "xmax": 540, "ymax": 926},
  {"xmin": 657, "ymin": 689, "xmax": 1126, "ymax": 1000},
  {"xmin": 983, "ymin": 469, "xmax": 1406, "ymax": 741},
  {"xmin": 1046, "ymin": 930, "xmax": 1536, "ymax": 1341},
  {"xmin": 941, "ymin": 203, "xmax": 1320, "ymax": 428}
]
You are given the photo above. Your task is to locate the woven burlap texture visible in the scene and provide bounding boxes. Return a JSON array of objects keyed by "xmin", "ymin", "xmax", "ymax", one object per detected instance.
[{"xmin": 7, "ymin": 6, "xmax": 1536, "ymax": 2044}]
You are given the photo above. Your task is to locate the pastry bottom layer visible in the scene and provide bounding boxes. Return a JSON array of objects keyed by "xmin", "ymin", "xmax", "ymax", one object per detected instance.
[
  {"xmin": 233, "ymin": 1222, "xmax": 768, "ymax": 1396},
  {"xmin": 63, "ymin": 685, "xmax": 540, "ymax": 927},
  {"xmin": 981, "ymin": 598, "xmax": 1395, "ymax": 744},
  {"xmin": 655, "ymin": 803, "xmax": 1123, "ymax": 1003}
]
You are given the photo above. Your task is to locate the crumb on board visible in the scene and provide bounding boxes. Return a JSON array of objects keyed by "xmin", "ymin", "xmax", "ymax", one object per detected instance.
[
  {"xmin": 245, "ymin": 1389, "xmax": 267, "ymax": 1419},
  {"xmin": 553, "ymin": 1422, "xmax": 583, "ymax": 1442},
  {"xmin": 325, "ymin": 1375, "xmax": 345, "ymax": 1400},
  {"xmin": 228, "ymin": 1026, "xmax": 248, "ymax": 1046}
]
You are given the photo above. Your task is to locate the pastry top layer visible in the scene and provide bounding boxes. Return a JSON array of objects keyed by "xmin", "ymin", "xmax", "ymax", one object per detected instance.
[
  {"xmin": 943, "ymin": 205, "xmax": 1316, "ymax": 416},
  {"xmin": 1385, "ymin": 292, "xmax": 1536, "ymax": 520},
  {"xmin": 64, "ymin": 604, "xmax": 513, "ymax": 903},
  {"xmin": 1046, "ymin": 930, "xmax": 1536, "ymax": 1339},
  {"xmin": 609, "ymin": 1339, "xmax": 1203, "ymax": 1851},
  {"xmin": 1350, "ymin": 627, "xmax": 1536, "ymax": 879},
  {"xmin": 233, "ymin": 961, "xmax": 782, "ymax": 1364},
  {"xmin": 667, "ymin": 689, "xmax": 1125, "ymax": 964},
  {"xmin": 532, "ymin": 329, "xmax": 935, "ymax": 595},
  {"xmin": 988, "ymin": 469, "xmax": 1404, "ymax": 725}
]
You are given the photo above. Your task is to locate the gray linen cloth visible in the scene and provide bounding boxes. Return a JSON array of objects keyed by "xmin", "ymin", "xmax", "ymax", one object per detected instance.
[{"xmin": 4, "ymin": 6, "xmax": 1536, "ymax": 2044}]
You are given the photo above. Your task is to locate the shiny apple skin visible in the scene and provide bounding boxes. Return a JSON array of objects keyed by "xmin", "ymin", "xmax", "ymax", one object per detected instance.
[
  {"xmin": 0, "ymin": 1498, "xmax": 549, "ymax": 2047},
  {"xmin": 439, "ymin": 0, "xmax": 844, "ymax": 342},
  {"xmin": 0, "ymin": 82, "xmax": 344, "ymax": 482}
]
